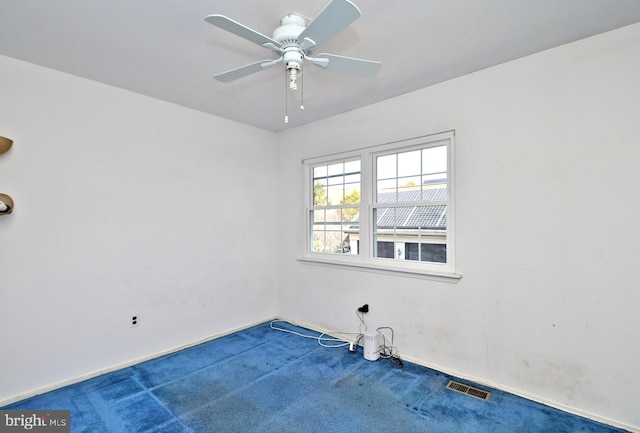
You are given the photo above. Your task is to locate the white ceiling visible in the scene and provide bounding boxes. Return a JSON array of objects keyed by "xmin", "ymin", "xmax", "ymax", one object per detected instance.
[{"xmin": 1, "ymin": 0, "xmax": 640, "ymax": 132}]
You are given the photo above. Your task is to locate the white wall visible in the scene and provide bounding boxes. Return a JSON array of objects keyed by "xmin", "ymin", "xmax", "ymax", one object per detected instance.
[
  {"xmin": 276, "ymin": 23, "xmax": 640, "ymax": 430},
  {"xmin": 0, "ymin": 55, "xmax": 278, "ymax": 403}
]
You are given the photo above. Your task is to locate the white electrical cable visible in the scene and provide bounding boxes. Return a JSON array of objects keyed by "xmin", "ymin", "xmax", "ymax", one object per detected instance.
[
  {"xmin": 270, "ymin": 320, "xmax": 360, "ymax": 348},
  {"xmin": 271, "ymin": 319, "xmax": 403, "ymax": 367}
]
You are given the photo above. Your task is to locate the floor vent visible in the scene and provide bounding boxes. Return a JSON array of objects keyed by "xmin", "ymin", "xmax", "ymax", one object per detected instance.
[{"xmin": 446, "ymin": 380, "xmax": 491, "ymax": 401}]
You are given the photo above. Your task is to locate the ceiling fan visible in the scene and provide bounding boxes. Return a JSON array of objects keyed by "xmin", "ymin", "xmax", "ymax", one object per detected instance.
[{"xmin": 204, "ymin": 0, "xmax": 381, "ymax": 92}]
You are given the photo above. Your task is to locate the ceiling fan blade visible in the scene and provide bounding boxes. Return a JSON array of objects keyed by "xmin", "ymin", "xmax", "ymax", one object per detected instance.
[
  {"xmin": 214, "ymin": 59, "xmax": 278, "ymax": 83},
  {"xmin": 297, "ymin": 0, "xmax": 361, "ymax": 51},
  {"xmin": 314, "ymin": 53, "xmax": 381, "ymax": 78},
  {"xmin": 205, "ymin": 14, "xmax": 279, "ymax": 49}
]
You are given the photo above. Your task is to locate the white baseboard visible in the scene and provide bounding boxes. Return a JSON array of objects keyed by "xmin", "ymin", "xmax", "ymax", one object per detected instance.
[
  {"xmin": 0, "ymin": 316, "xmax": 276, "ymax": 408},
  {"xmin": 275, "ymin": 316, "xmax": 638, "ymax": 433},
  {"xmin": 398, "ymin": 354, "xmax": 638, "ymax": 433}
]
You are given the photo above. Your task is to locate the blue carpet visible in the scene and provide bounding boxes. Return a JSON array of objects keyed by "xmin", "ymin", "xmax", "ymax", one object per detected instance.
[{"xmin": 2, "ymin": 321, "xmax": 628, "ymax": 432}]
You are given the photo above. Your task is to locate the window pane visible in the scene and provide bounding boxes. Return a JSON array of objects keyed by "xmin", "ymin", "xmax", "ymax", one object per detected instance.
[
  {"xmin": 313, "ymin": 165, "xmax": 327, "ymax": 178},
  {"xmin": 311, "ymin": 230, "xmax": 353, "ymax": 254},
  {"xmin": 324, "ymin": 231, "xmax": 343, "ymax": 252},
  {"xmin": 313, "ymin": 182, "xmax": 328, "ymax": 206},
  {"xmin": 328, "ymin": 162, "xmax": 344, "ymax": 176},
  {"xmin": 344, "ymin": 173, "xmax": 360, "ymax": 184},
  {"xmin": 421, "ymin": 181, "xmax": 447, "ymax": 201},
  {"xmin": 405, "ymin": 205, "xmax": 446, "ymax": 229},
  {"xmin": 376, "ymin": 241, "xmax": 395, "ymax": 259},
  {"xmin": 422, "ymin": 145, "xmax": 447, "ymax": 175},
  {"xmin": 405, "ymin": 243, "xmax": 419, "ymax": 261},
  {"xmin": 373, "ymin": 208, "xmax": 393, "ymax": 259},
  {"xmin": 342, "ymin": 207, "xmax": 359, "ymax": 222},
  {"xmin": 377, "ymin": 179, "xmax": 397, "ymax": 202},
  {"xmin": 398, "ymin": 176, "xmax": 421, "ymax": 191},
  {"xmin": 397, "ymin": 150, "xmax": 421, "ymax": 177},
  {"xmin": 374, "ymin": 207, "xmax": 394, "ymax": 228},
  {"xmin": 422, "ymin": 173, "xmax": 447, "ymax": 186},
  {"xmin": 344, "ymin": 184, "xmax": 361, "ymax": 204},
  {"xmin": 345, "ymin": 160, "xmax": 360, "ymax": 174},
  {"xmin": 311, "ymin": 231, "xmax": 324, "ymax": 252},
  {"xmin": 312, "ymin": 209, "xmax": 325, "ymax": 224},
  {"xmin": 377, "ymin": 154, "xmax": 396, "ymax": 180},
  {"xmin": 323, "ymin": 208, "xmax": 341, "ymax": 223},
  {"xmin": 328, "ymin": 174, "xmax": 344, "ymax": 185},
  {"xmin": 374, "ymin": 205, "xmax": 447, "ymax": 230},
  {"xmin": 422, "ymin": 243, "xmax": 447, "ymax": 263},
  {"xmin": 327, "ymin": 184, "xmax": 344, "ymax": 204}
]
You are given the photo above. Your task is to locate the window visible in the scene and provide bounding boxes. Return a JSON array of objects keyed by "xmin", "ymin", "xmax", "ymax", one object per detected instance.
[
  {"xmin": 310, "ymin": 159, "xmax": 361, "ymax": 254},
  {"xmin": 303, "ymin": 132, "xmax": 458, "ymax": 279}
]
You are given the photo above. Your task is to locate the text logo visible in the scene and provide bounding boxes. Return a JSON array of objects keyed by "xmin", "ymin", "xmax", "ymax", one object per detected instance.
[{"xmin": 0, "ymin": 410, "xmax": 70, "ymax": 432}]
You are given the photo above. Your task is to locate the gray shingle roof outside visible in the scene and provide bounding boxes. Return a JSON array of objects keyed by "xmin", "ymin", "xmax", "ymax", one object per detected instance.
[
  {"xmin": 377, "ymin": 187, "xmax": 447, "ymax": 203},
  {"xmin": 376, "ymin": 205, "xmax": 446, "ymax": 229},
  {"xmin": 352, "ymin": 187, "xmax": 448, "ymax": 229}
]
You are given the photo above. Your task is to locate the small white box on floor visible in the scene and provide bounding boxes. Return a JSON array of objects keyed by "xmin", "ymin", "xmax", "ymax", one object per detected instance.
[{"xmin": 363, "ymin": 331, "xmax": 381, "ymax": 361}]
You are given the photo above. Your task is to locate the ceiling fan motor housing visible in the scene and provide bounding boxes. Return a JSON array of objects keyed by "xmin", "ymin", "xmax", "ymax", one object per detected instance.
[
  {"xmin": 274, "ymin": 14, "xmax": 306, "ymax": 90},
  {"xmin": 273, "ymin": 14, "xmax": 307, "ymax": 44}
]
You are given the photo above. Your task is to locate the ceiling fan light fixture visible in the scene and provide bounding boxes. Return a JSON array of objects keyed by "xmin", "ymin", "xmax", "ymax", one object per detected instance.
[
  {"xmin": 288, "ymin": 68, "xmax": 299, "ymax": 91},
  {"xmin": 283, "ymin": 50, "xmax": 303, "ymax": 91}
]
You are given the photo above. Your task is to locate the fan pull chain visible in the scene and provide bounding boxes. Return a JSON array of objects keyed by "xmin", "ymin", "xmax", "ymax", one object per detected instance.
[
  {"xmin": 284, "ymin": 69, "xmax": 289, "ymax": 123},
  {"xmin": 300, "ymin": 63, "xmax": 304, "ymax": 110}
]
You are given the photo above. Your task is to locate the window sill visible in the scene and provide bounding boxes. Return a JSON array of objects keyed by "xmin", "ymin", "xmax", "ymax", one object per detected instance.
[{"xmin": 297, "ymin": 256, "xmax": 462, "ymax": 282}]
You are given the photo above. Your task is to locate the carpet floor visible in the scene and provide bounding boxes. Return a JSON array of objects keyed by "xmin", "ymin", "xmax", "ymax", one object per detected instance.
[{"xmin": 2, "ymin": 321, "xmax": 628, "ymax": 432}]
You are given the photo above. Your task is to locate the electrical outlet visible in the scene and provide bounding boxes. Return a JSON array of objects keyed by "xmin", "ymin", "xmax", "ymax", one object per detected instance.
[{"xmin": 130, "ymin": 315, "xmax": 140, "ymax": 327}]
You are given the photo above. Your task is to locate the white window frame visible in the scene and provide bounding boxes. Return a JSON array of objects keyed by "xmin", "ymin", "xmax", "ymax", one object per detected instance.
[{"xmin": 300, "ymin": 131, "xmax": 461, "ymax": 281}]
